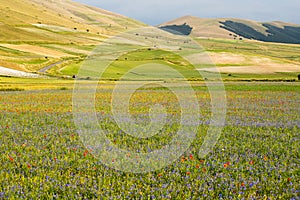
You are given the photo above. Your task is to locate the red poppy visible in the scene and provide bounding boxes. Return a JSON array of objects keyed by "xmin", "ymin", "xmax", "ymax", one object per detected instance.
[
  {"xmin": 189, "ymin": 154, "xmax": 194, "ymax": 160},
  {"xmin": 196, "ymin": 164, "xmax": 200, "ymax": 169},
  {"xmin": 186, "ymin": 172, "xmax": 191, "ymax": 175},
  {"xmin": 249, "ymin": 160, "xmax": 254, "ymax": 165},
  {"xmin": 9, "ymin": 156, "xmax": 14, "ymax": 162},
  {"xmin": 84, "ymin": 150, "xmax": 88, "ymax": 157}
]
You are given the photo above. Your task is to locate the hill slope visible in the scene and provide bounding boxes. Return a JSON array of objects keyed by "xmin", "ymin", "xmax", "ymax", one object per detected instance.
[
  {"xmin": 0, "ymin": 0, "xmax": 145, "ymax": 43},
  {"xmin": 159, "ymin": 16, "xmax": 300, "ymax": 44},
  {"xmin": 159, "ymin": 16, "xmax": 300, "ymax": 78},
  {"xmin": 0, "ymin": 0, "xmax": 145, "ymax": 74}
]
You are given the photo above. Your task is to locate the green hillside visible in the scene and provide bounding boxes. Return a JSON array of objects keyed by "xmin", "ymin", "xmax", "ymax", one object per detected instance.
[{"xmin": 0, "ymin": 0, "xmax": 145, "ymax": 73}]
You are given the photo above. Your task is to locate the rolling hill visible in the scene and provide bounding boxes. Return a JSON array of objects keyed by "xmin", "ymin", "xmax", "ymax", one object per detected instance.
[
  {"xmin": 0, "ymin": 1, "xmax": 299, "ymax": 79},
  {"xmin": 159, "ymin": 16, "xmax": 300, "ymax": 44},
  {"xmin": 159, "ymin": 16, "xmax": 300, "ymax": 78},
  {"xmin": 0, "ymin": 0, "xmax": 144, "ymax": 42},
  {"xmin": 0, "ymin": 0, "xmax": 145, "ymax": 74}
]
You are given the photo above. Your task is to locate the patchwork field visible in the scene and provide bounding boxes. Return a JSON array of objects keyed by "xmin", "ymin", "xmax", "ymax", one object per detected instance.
[{"xmin": 1, "ymin": 36, "xmax": 299, "ymax": 80}]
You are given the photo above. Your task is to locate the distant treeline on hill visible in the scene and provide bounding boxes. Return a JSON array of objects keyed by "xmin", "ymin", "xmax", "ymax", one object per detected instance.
[
  {"xmin": 159, "ymin": 23, "xmax": 193, "ymax": 36},
  {"xmin": 220, "ymin": 20, "xmax": 300, "ymax": 44}
]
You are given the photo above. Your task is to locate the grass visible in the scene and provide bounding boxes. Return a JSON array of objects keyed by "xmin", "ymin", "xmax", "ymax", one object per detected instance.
[
  {"xmin": 59, "ymin": 60, "xmax": 83, "ymax": 76},
  {"xmin": 53, "ymin": 37, "xmax": 300, "ymax": 80},
  {"xmin": 1, "ymin": 1, "xmax": 299, "ymax": 198},
  {"xmin": 223, "ymin": 82, "xmax": 300, "ymax": 91},
  {"xmin": 1, "ymin": 20, "xmax": 299, "ymax": 80},
  {"xmin": 220, "ymin": 72, "xmax": 300, "ymax": 80},
  {"xmin": 0, "ymin": 82, "xmax": 298, "ymax": 198},
  {"xmin": 0, "ymin": 0, "xmax": 144, "ymax": 42},
  {"xmin": 0, "ymin": 87, "xmax": 24, "ymax": 91},
  {"xmin": 196, "ymin": 38, "xmax": 300, "ymax": 64},
  {"xmin": 100, "ymin": 49, "xmax": 198, "ymax": 79},
  {"xmin": 0, "ymin": 0, "xmax": 144, "ymax": 74},
  {"xmin": 0, "ymin": 77, "xmax": 75, "ymax": 90},
  {"xmin": 0, "ymin": 45, "xmax": 34, "ymax": 56}
]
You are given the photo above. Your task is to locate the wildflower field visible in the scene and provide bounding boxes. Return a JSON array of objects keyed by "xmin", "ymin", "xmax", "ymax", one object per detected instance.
[{"xmin": 0, "ymin": 82, "xmax": 299, "ymax": 199}]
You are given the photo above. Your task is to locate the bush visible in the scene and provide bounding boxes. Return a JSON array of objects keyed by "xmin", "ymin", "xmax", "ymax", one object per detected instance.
[{"xmin": 0, "ymin": 88, "xmax": 24, "ymax": 91}]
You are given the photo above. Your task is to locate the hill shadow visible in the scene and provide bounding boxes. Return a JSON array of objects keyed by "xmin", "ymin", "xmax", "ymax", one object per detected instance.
[
  {"xmin": 220, "ymin": 20, "xmax": 300, "ymax": 44},
  {"xmin": 159, "ymin": 23, "xmax": 193, "ymax": 36}
]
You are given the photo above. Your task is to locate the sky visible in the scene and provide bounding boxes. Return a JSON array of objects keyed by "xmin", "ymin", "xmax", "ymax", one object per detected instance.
[{"xmin": 74, "ymin": 0, "xmax": 300, "ymax": 25}]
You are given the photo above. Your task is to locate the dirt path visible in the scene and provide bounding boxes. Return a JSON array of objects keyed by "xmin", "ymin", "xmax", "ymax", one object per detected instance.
[{"xmin": 38, "ymin": 61, "xmax": 64, "ymax": 73}]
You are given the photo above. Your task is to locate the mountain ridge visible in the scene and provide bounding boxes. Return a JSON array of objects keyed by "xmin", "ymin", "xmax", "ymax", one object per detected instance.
[{"xmin": 159, "ymin": 15, "xmax": 300, "ymax": 44}]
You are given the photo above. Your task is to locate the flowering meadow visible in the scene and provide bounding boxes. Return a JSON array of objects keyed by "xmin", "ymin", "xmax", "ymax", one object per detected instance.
[{"xmin": 0, "ymin": 83, "xmax": 299, "ymax": 199}]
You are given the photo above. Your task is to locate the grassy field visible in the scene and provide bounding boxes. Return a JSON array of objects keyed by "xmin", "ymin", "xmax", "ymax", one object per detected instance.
[
  {"xmin": 2, "ymin": 37, "xmax": 299, "ymax": 81},
  {"xmin": 0, "ymin": 37, "xmax": 299, "ymax": 199},
  {"xmin": 0, "ymin": 82, "xmax": 299, "ymax": 199},
  {"xmin": 0, "ymin": 1, "xmax": 299, "ymax": 198},
  {"xmin": 197, "ymin": 38, "xmax": 300, "ymax": 63},
  {"xmin": 1, "ymin": 8, "xmax": 299, "ymax": 80},
  {"xmin": 37, "ymin": 39, "xmax": 299, "ymax": 81}
]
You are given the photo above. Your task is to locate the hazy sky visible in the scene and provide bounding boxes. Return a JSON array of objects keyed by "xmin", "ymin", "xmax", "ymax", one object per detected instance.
[{"xmin": 74, "ymin": 0, "xmax": 300, "ymax": 25}]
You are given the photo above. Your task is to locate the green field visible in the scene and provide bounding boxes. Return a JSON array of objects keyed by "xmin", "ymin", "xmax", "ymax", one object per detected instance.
[
  {"xmin": 0, "ymin": 82, "xmax": 299, "ymax": 198},
  {"xmin": 2, "ymin": 37, "xmax": 299, "ymax": 81},
  {"xmin": 1, "ymin": 31, "xmax": 300, "ymax": 199},
  {"xmin": 0, "ymin": 1, "xmax": 299, "ymax": 199}
]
